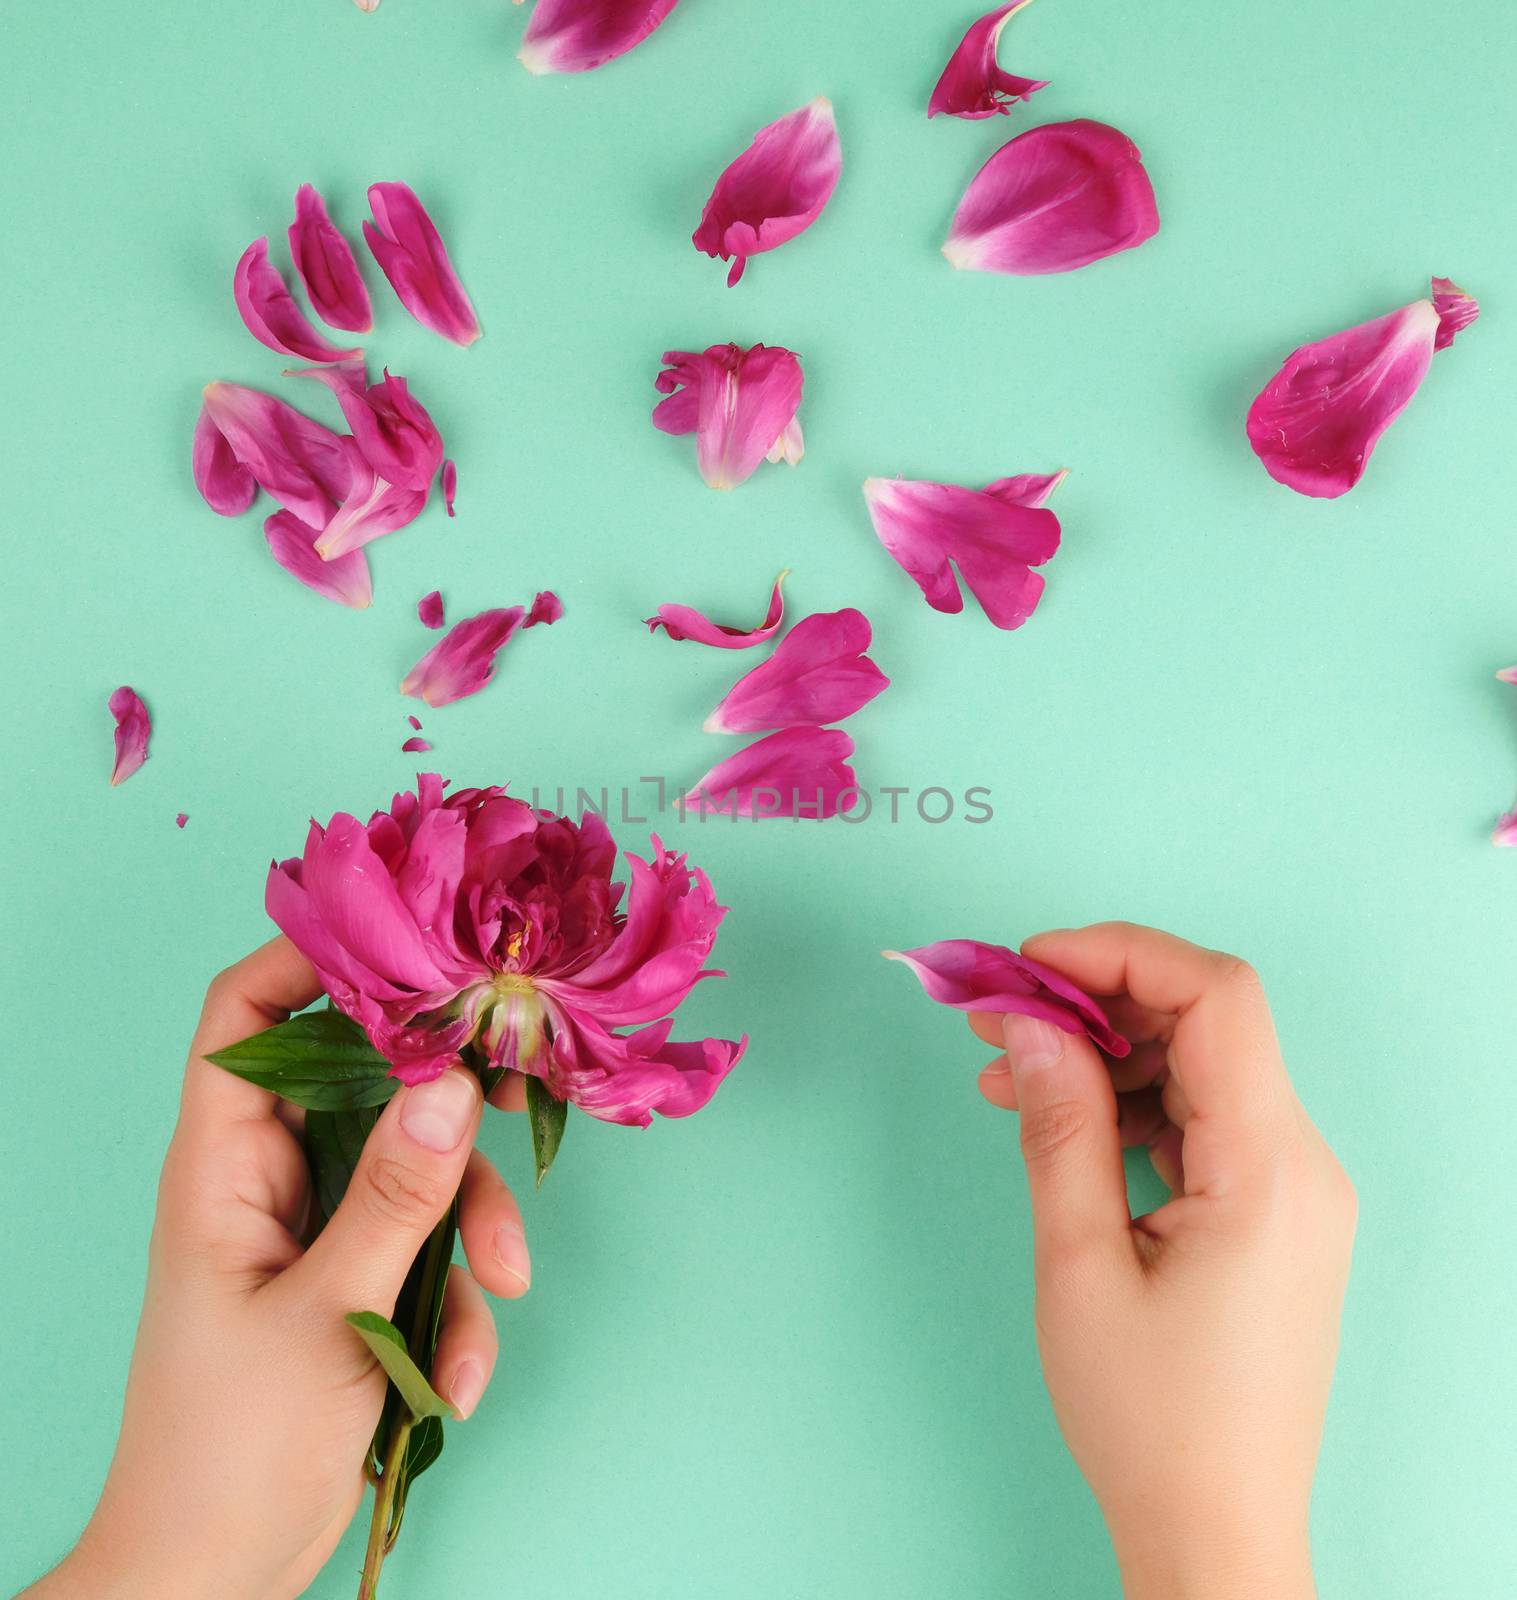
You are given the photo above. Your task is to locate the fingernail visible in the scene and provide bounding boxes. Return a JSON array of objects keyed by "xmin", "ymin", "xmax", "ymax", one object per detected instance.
[
  {"xmin": 399, "ymin": 1070, "xmax": 477, "ymax": 1153},
  {"xmin": 1003, "ymin": 1014, "xmax": 1065, "ymax": 1077},
  {"xmin": 981, "ymin": 1054, "xmax": 1011, "ymax": 1077},
  {"xmin": 493, "ymin": 1221, "xmax": 531, "ymax": 1292},
  {"xmin": 449, "ymin": 1359, "xmax": 484, "ymax": 1420}
]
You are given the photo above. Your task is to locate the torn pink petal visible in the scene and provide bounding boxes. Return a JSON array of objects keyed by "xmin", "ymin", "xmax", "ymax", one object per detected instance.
[
  {"xmin": 402, "ymin": 737, "xmax": 433, "ymax": 753},
  {"xmin": 706, "ymin": 608, "xmax": 888, "ymax": 733},
  {"xmin": 175, "ymin": 812, "xmax": 189, "ymax": 828},
  {"xmin": 192, "ymin": 407, "xmax": 257, "ymax": 517},
  {"xmin": 418, "ymin": 590, "xmax": 445, "ymax": 629},
  {"xmin": 928, "ymin": 1, "xmax": 1048, "ymax": 120},
  {"xmin": 944, "ymin": 119, "xmax": 1158, "ymax": 274},
  {"xmin": 518, "ymin": 0, "xmax": 678, "ymax": 74},
  {"xmin": 289, "ymin": 364, "xmax": 444, "ymax": 495},
  {"xmin": 1493, "ymin": 808, "xmax": 1517, "ymax": 847},
  {"xmin": 525, "ymin": 590, "xmax": 563, "ymax": 628},
  {"xmin": 364, "ymin": 182, "xmax": 480, "ymax": 347},
  {"xmin": 401, "ymin": 606, "xmax": 527, "ymax": 706},
  {"xmin": 693, "ymin": 99, "xmax": 841, "ymax": 287},
  {"xmin": 288, "ymin": 184, "xmax": 373, "ymax": 335},
  {"xmin": 1246, "ymin": 277, "xmax": 1480, "ymax": 498},
  {"xmin": 863, "ymin": 474, "xmax": 1061, "ymax": 630},
  {"xmin": 647, "ymin": 570, "xmax": 788, "ymax": 648},
  {"xmin": 312, "ymin": 441, "xmax": 428, "ymax": 561},
  {"xmin": 883, "ymin": 940, "xmax": 1130, "ymax": 1057},
  {"xmin": 264, "ymin": 510, "xmax": 373, "ymax": 609},
  {"xmin": 681, "ymin": 726, "xmax": 857, "ymax": 820},
  {"xmin": 407, "ymin": 714, "xmax": 423, "ymax": 730},
  {"xmin": 199, "ymin": 381, "xmax": 351, "ymax": 528},
  {"xmin": 442, "ymin": 458, "xmax": 457, "ymax": 516},
  {"xmin": 233, "ymin": 237, "xmax": 363, "ymax": 364},
  {"xmin": 109, "ymin": 687, "xmax": 151, "ymax": 786},
  {"xmin": 653, "ymin": 343, "xmax": 804, "ymax": 490}
]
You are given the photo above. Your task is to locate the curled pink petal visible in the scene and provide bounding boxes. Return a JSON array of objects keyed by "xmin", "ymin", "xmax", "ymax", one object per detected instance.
[
  {"xmin": 401, "ymin": 606, "xmax": 527, "ymax": 706},
  {"xmin": 109, "ymin": 687, "xmax": 151, "ymax": 786},
  {"xmin": 192, "ymin": 407, "xmax": 256, "ymax": 517},
  {"xmin": 442, "ymin": 458, "xmax": 457, "ymax": 516},
  {"xmin": 863, "ymin": 474, "xmax": 1061, "ymax": 630},
  {"xmin": 681, "ymin": 726, "xmax": 857, "ymax": 820},
  {"xmin": 175, "ymin": 812, "xmax": 189, "ymax": 828},
  {"xmin": 518, "ymin": 0, "xmax": 678, "ymax": 74},
  {"xmin": 525, "ymin": 590, "xmax": 564, "ymax": 628},
  {"xmin": 653, "ymin": 343, "xmax": 804, "ymax": 490},
  {"xmin": 402, "ymin": 737, "xmax": 433, "ymax": 753},
  {"xmin": 944, "ymin": 119, "xmax": 1159, "ymax": 275},
  {"xmin": 883, "ymin": 939, "xmax": 1130, "ymax": 1057},
  {"xmin": 199, "ymin": 382, "xmax": 351, "ymax": 529},
  {"xmin": 1246, "ymin": 277, "xmax": 1480, "ymax": 498},
  {"xmin": 264, "ymin": 510, "xmax": 373, "ymax": 609},
  {"xmin": 407, "ymin": 714, "xmax": 423, "ymax": 730},
  {"xmin": 706, "ymin": 608, "xmax": 888, "ymax": 734},
  {"xmin": 289, "ymin": 364, "xmax": 444, "ymax": 496},
  {"xmin": 693, "ymin": 99, "xmax": 842, "ymax": 287},
  {"xmin": 233, "ymin": 238, "xmax": 363, "ymax": 364},
  {"xmin": 647, "ymin": 570, "xmax": 788, "ymax": 648},
  {"xmin": 288, "ymin": 185, "xmax": 373, "ymax": 335},
  {"xmin": 363, "ymin": 182, "xmax": 480, "ymax": 347},
  {"xmin": 418, "ymin": 590, "xmax": 445, "ymax": 629},
  {"xmin": 928, "ymin": 1, "xmax": 1048, "ymax": 120},
  {"xmin": 1493, "ymin": 808, "xmax": 1517, "ymax": 847}
]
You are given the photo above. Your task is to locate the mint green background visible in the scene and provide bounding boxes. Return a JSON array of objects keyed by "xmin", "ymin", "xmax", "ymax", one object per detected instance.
[{"xmin": 4, "ymin": 1, "xmax": 1516, "ymax": 1594}]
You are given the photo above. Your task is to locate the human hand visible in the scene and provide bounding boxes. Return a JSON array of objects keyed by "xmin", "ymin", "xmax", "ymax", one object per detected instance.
[
  {"xmin": 970, "ymin": 923, "xmax": 1356, "ymax": 1600},
  {"xmin": 27, "ymin": 937, "xmax": 533, "ymax": 1600}
]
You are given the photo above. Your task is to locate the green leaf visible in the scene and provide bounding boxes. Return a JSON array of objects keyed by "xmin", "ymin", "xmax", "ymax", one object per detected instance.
[
  {"xmin": 525, "ymin": 1074, "xmax": 567, "ymax": 1187},
  {"xmin": 206, "ymin": 1010, "xmax": 398, "ymax": 1112},
  {"xmin": 304, "ymin": 1105, "xmax": 382, "ymax": 1223},
  {"xmin": 404, "ymin": 1414, "xmax": 445, "ymax": 1483},
  {"xmin": 345, "ymin": 1312, "xmax": 455, "ymax": 1421}
]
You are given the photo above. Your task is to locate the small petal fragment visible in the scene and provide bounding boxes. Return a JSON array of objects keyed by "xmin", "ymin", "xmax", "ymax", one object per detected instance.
[
  {"xmin": 1496, "ymin": 667, "xmax": 1517, "ymax": 685},
  {"xmin": 175, "ymin": 812, "xmax": 189, "ymax": 828},
  {"xmin": 442, "ymin": 458, "xmax": 457, "ymax": 516},
  {"xmin": 402, "ymin": 737, "xmax": 433, "ymax": 753},
  {"xmin": 418, "ymin": 590, "xmax": 445, "ymax": 629},
  {"xmin": 693, "ymin": 99, "xmax": 842, "ymax": 287},
  {"xmin": 653, "ymin": 343, "xmax": 804, "ymax": 490},
  {"xmin": 647, "ymin": 570, "xmax": 788, "ymax": 648},
  {"xmin": 1493, "ymin": 808, "xmax": 1517, "ymax": 847},
  {"xmin": 288, "ymin": 184, "xmax": 373, "ymax": 335},
  {"xmin": 264, "ymin": 511, "xmax": 373, "ymax": 608},
  {"xmin": 401, "ymin": 607, "xmax": 527, "ymax": 706},
  {"xmin": 354, "ymin": 0, "xmax": 380, "ymax": 10},
  {"xmin": 518, "ymin": 0, "xmax": 679, "ymax": 75},
  {"xmin": 525, "ymin": 590, "xmax": 564, "ymax": 628},
  {"xmin": 681, "ymin": 726, "xmax": 857, "ymax": 820},
  {"xmin": 109, "ymin": 687, "xmax": 151, "ymax": 786},
  {"xmin": 863, "ymin": 474, "xmax": 1062, "ymax": 630},
  {"xmin": 200, "ymin": 382, "xmax": 351, "ymax": 529},
  {"xmin": 233, "ymin": 238, "xmax": 363, "ymax": 364},
  {"xmin": 705, "ymin": 608, "xmax": 888, "ymax": 733},
  {"xmin": 944, "ymin": 119, "xmax": 1159, "ymax": 275},
  {"xmin": 1246, "ymin": 278, "xmax": 1480, "ymax": 498},
  {"xmin": 192, "ymin": 407, "xmax": 256, "ymax": 517},
  {"xmin": 928, "ymin": 2, "xmax": 1048, "ymax": 121},
  {"xmin": 883, "ymin": 939, "xmax": 1130, "ymax": 1057},
  {"xmin": 407, "ymin": 714, "xmax": 423, "ymax": 730},
  {"xmin": 364, "ymin": 183, "xmax": 480, "ymax": 347}
]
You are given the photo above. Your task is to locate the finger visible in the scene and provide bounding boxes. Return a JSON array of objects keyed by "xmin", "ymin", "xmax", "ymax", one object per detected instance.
[
  {"xmin": 1109, "ymin": 1038, "xmax": 1169, "ymax": 1095},
  {"xmin": 1148, "ymin": 1125, "xmax": 1185, "ymax": 1192},
  {"xmin": 1115, "ymin": 1087, "xmax": 1168, "ymax": 1150},
  {"xmin": 457, "ymin": 1149, "xmax": 531, "ymax": 1298},
  {"xmin": 487, "ymin": 1070, "xmax": 527, "ymax": 1113},
  {"xmin": 431, "ymin": 1266, "xmax": 499, "ymax": 1421},
  {"xmin": 978, "ymin": 1055, "xmax": 1016, "ymax": 1109},
  {"xmin": 967, "ymin": 1010, "xmax": 1004, "ymax": 1049}
]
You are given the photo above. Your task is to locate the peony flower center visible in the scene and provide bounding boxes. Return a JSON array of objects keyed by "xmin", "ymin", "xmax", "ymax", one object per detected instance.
[{"xmin": 476, "ymin": 970, "xmax": 549, "ymax": 1073}]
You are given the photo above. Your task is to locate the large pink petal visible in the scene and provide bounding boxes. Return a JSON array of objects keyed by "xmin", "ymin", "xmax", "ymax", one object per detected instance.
[
  {"xmin": 264, "ymin": 510, "xmax": 373, "ymax": 609},
  {"xmin": 313, "ymin": 440, "xmax": 429, "ymax": 560},
  {"xmin": 647, "ymin": 570, "xmax": 788, "ymax": 648},
  {"xmin": 288, "ymin": 184, "xmax": 373, "ymax": 335},
  {"xmin": 517, "ymin": 0, "xmax": 679, "ymax": 74},
  {"xmin": 653, "ymin": 343, "xmax": 804, "ymax": 490},
  {"xmin": 192, "ymin": 407, "xmax": 257, "ymax": 517},
  {"xmin": 928, "ymin": 2, "xmax": 1048, "ymax": 121},
  {"xmin": 1245, "ymin": 278, "xmax": 1479, "ymax": 498},
  {"xmin": 681, "ymin": 726, "xmax": 857, "ymax": 820},
  {"xmin": 233, "ymin": 238, "xmax": 363, "ymax": 364},
  {"xmin": 706, "ymin": 608, "xmax": 888, "ymax": 733},
  {"xmin": 863, "ymin": 475, "xmax": 1061, "ymax": 630},
  {"xmin": 289, "ymin": 363, "xmax": 444, "ymax": 495},
  {"xmin": 400, "ymin": 606, "xmax": 527, "ymax": 707},
  {"xmin": 199, "ymin": 381, "xmax": 351, "ymax": 529},
  {"xmin": 363, "ymin": 182, "xmax": 480, "ymax": 347},
  {"xmin": 693, "ymin": 99, "xmax": 842, "ymax": 287},
  {"xmin": 884, "ymin": 939, "xmax": 1130, "ymax": 1057},
  {"xmin": 108, "ymin": 687, "xmax": 151, "ymax": 786},
  {"xmin": 944, "ymin": 119, "xmax": 1158, "ymax": 274}
]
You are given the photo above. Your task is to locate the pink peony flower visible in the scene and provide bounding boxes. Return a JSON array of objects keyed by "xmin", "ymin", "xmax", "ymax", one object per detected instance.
[
  {"xmin": 265, "ymin": 774, "xmax": 746, "ymax": 1124},
  {"xmin": 653, "ymin": 342, "xmax": 804, "ymax": 490},
  {"xmin": 928, "ymin": 1, "xmax": 1048, "ymax": 121}
]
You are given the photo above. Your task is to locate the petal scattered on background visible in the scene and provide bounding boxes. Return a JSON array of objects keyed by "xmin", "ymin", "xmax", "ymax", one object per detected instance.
[
  {"xmin": 653, "ymin": 343, "xmax": 804, "ymax": 489},
  {"xmin": 192, "ymin": 407, "xmax": 257, "ymax": 517},
  {"xmin": 1245, "ymin": 278, "xmax": 1479, "ymax": 498},
  {"xmin": 200, "ymin": 381, "xmax": 352, "ymax": 529},
  {"xmin": 883, "ymin": 939, "xmax": 1130, "ymax": 1056},
  {"xmin": 264, "ymin": 510, "xmax": 374, "ymax": 608},
  {"xmin": 288, "ymin": 184, "xmax": 373, "ymax": 334},
  {"xmin": 518, "ymin": 0, "xmax": 679, "ymax": 74},
  {"xmin": 928, "ymin": 1, "xmax": 1048, "ymax": 120},
  {"xmin": 944, "ymin": 119, "xmax": 1158, "ymax": 274},
  {"xmin": 407, "ymin": 714, "xmax": 423, "ymax": 730},
  {"xmin": 693, "ymin": 99, "xmax": 842, "ymax": 287},
  {"xmin": 364, "ymin": 182, "xmax": 480, "ymax": 347},
  {"xmin": 175, "ymin": 812, "xmax": 189, "ymax": 827},
  {"xmin": 442, "ymin": 458, "xmax": 457, "ymax": 516},
  {"xmin": 109, "ymin": 687, "xmax": 151, "ymax": 786},
  {"xmin": 290, "ymin": 364, "xmax": 445, "ymax": 494},
  {"xmin": 681, "ymin": 726, "xmax": 858, "ymax": 819},
  {"xmin": 647, "ymin": 570, "xmax": 789, "ymax": 648},
  {"xmin": 233, "ymin": 238, "xmax": 363, "ymax": 363},
  {"xmin": 525, "ymin": 590, "xmax": 564, "ymax": 628},
  {"xmin": 312, "ymin": 441, "xmax": 429, "ymax": 560},
  {"xmin": 401, "ymin": 606, "xmax": 527, "ymax": 706},
  {"xmin": 1496, "ymin": 667, "xmax": 1517, "ymax": 685},
  {"xmin": 1493, "ymin": 809, "xmax": 1517, "ymax": 847},
  {"xmin": 418, "ymin": 590, "xmax": 445, "ymax": 629},
  {"xmin": 863, "ymin": 474, "xmax": 1062, "ymax": 629},
  {"xmin": 706, "ymin": 608, "xmax": 888, "ymax": 733},
  {"xmin": 402, "ymin": 737, "xmax": 433, "ymax": 753},
  {"xmin": 354, "ymin": 0, "xmax": 380, "ymax": 10}
]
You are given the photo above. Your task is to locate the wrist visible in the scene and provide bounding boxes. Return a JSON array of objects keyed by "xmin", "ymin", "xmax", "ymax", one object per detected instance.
[{"xmin": 1113, "ymin": 1518, "xmax": 1315, "ymax": 1600}]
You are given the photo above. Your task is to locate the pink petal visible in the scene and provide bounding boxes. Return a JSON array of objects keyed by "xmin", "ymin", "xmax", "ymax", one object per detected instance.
[
  {"xmin": 681, "ymin": 726, "xmax": 857, "ymax": 820},
  {"xmin": 944, "ymin": 119, "xmax": 1159, "ymax": 274},
  {"xmin": 400, "ymin": 606, "xmax": 527, "ymax": 706},
  {"xmin": 312, "ymin": 441, "xmax": 429, "ymax": 561},
  {"xmin": 233, "ymin": 238, "xmax": 363, "ymax": 364},
  {"xmin": 1496, "ymin": 667, "xmax": 1517, "ymax": 686},
  {"xmin": 863, "ymin": 474, "xmax": 1061, "ymax": 630},
  {"xmin": 354, "ymin": 0, "xmax": 380, "ymax": 10},
  {"xmin": 288, "ymin": 184, "xmax": 373, "ymax": 335},
  {"xmin": 693, "ymin": 99, "xmax": 841, "ymax": 287},
  {"xmin": 192, "ymin": 407, "xmax": 256, "ymax": 517},
  {"xmin": 199, "ymin": 381, "xmax": 351, "ymax": 529},
  {"xmin": 408, "ymin": 714, "xmax": 423, "ymax": 730},
  {"xmin": 1246, "ymin": 278, "xmax": 1480, "ymax": 498},
  {"xmin": 289, "ymin": 364, "xmax": 444, "ymax": 496},
  {"xmin": 264, "ymin": 510, "xmax": 373, "ymax": 608},
  {"xmin": 883, "ymin": 940, "xmax": 1130, "ymax": 1057},
  {"xmin": 1493, "ymin": 808, "xmax": 1517, "ymax": 847},
  {"xmin": 402, "ymin": 737, "xmax": 433, "ymax": 753},
  {"xmin": 418, "ymin": 590, "xmax": 445, "ymax": 629},
  {"xmin": 524, "ymin": 589, "xmax": 564, "ymax": 628},
  {"xmin": 647, "ymin": 569, "xmax": 789, "ymax": 648},
  {"xmin": 363, "ymin": 182, "xmax": 480, "ymax": 347},
  {"xmin": 706, "ymin": 608, "xmax": 888, "ymax": 733},
  {"xmin": 928, "ymin": 2, "xmax": 1049, "ymax": 120},
  {"xmin": 548, "ymin": 1015, "xmax": 744, "ymax": 1126},
  {"xmin": 109, "ymin": 686, "xmax": 151, "ymax": 786},
  {"xmin": 518, "ymin": 0, "xmax": 679, "ymax": 74},
  {"xmin": 442, "ymin": 458, "xmax": 457, "ymax": 516},
  {"xmin": 653, "ymin": 343, "xmax": 804, "ymax": 490},
  {"xmin": 175, "ymin": 812, "xmax": 189, "ymax": 828}
]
